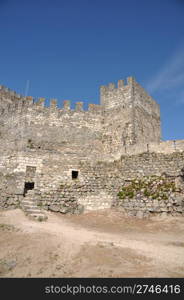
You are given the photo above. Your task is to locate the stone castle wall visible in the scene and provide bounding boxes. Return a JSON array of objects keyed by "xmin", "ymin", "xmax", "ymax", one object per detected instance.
[
  {"xmin": 0, "ymin": 85, "xmax": 104, "ymax": 159},
  {"xmin": 0, "ymin": 77, "xmax": 162, "ymax": 159},
  {"xmin": 0, "ymin": 149, "xmax": 184, "ymax": 217},
  {"xmin": 0, "ymin": 77, "xmax": 184, "ymax": 217}
]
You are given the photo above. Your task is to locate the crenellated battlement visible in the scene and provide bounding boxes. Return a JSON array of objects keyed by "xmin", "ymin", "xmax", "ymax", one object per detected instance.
[
  {"xmin": 0, "ymin": 83, "xmax": 104, "ymax": 116},
  {"xmin": 0, "ymin": 85, "xmax": 22, "ymax": 99},
  {"xmin": 1, "ymin": 76, "xmax": 158, "ymax": 117},
  {"xmin": 0, "ymin": 76, "xmax": 161, "ymax": 158},
  {"xmin": 100, "ymin": 76, "xmax": 146, "ymax": 112},
  {"xmin": 100, "ymin": 76, "xmax": 134, "ymax": 96},
  {"xmin": 99, "ymin": 76, "xmax": 159, "ymax": 116}
]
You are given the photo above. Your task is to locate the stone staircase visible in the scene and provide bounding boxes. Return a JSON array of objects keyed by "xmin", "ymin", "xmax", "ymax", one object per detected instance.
[{"xmin": 21, "ymin": 190, "xmax": 47, "ymax": 221}]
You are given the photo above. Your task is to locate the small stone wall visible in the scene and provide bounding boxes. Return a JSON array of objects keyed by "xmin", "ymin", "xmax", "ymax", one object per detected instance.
[
  {"xmin": 35, "ymin": 163, "xmax": 122, "ymax": 213},
  {"xmin": 0, "ymin": 172, "xmax": 23, "ymax": 210},
  {"xmin": 0, "ymin": 149, "xmax": 184, "ymax": 217},
  {"xmin": 117, "ymin": 193, "xmax": 184, "ymax": 218},
  {"xmin": 115, "ymin": 175, "xmax": 184, "ymax": 217}
]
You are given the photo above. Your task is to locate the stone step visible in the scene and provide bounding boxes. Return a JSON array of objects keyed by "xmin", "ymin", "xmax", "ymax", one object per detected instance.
[
  {"xmin": 22, "ymin": 201, "xmax": 38, "ymax": 205},
  {"xmin": 23, "ymin": 207, "xmax": 40, "ymax": 212},
  {"xmin": 25, "ymin": 209, "xmax": 43, "ymax": 214},
  {"xmin": 29, "ymin": 212, "xmax": 45, "ymax": 216},
  {"xmin": 22, "ymin": 200, "xmax": 35, "ymax": 204},
  {"xmin": 22, "ymin": 201, "xmax": 37, "ymax": 204},
  {"xmin": 22, "ymin": 204, "xmax": 38, "ymax": 209},
  {"xmin": 21, "ymin": 197, "xmax": 47, "ymax": 221},
  {"xmin": 22, "ymin": 205, "xmax": 38, "ymax": 209},
  {"xmin": 22, "ymin": 200, "xmax": 33, "ymax": 202},
  {"xmin": 24, "ymin": 198, "xmax": 34, "ymax": 202}
]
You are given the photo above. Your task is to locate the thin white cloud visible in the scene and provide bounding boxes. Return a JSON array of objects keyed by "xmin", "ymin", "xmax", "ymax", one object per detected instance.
[{"xmin": 146, "ymin": 44, "xmax": 184, "ymax": 94}]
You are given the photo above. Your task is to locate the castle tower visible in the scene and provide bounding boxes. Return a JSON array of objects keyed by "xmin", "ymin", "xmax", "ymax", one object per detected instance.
[{"xmin": 100, "ymin": 77, "xmax": 161, "ymax": 155}]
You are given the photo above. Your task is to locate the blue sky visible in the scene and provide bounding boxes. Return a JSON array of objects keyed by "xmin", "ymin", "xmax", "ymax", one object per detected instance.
[{"xmin": 0, "ymin": 0, "xmax": 184, "ymax": 140}]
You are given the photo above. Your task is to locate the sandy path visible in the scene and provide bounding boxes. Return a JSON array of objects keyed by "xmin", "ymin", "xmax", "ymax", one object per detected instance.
[{"xmin": 0, "ymin": 209, "xmax": 184, "ymax": 277}]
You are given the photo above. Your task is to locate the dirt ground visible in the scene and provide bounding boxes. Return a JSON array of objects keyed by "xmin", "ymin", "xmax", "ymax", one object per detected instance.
[{"xmin": 0, "ymin": 208, "xmax": 184, "ymax": 278}]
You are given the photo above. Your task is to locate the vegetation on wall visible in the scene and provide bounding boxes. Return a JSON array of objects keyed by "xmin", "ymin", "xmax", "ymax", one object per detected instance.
[{"xmin": 117, "ymin": 175, "xmax": 181, "ymax": 201}]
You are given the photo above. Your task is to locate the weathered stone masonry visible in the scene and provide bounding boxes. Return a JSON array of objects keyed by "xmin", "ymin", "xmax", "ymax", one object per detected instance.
[{"xmin": 0, "ymin": 77, "xmax": 184, "ymax": 218}]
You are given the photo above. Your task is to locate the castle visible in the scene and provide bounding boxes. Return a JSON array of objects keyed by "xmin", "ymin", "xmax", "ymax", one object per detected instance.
[{"xmin": 0, "ymin": 77, "xmax": 184, "ymax": 220}]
